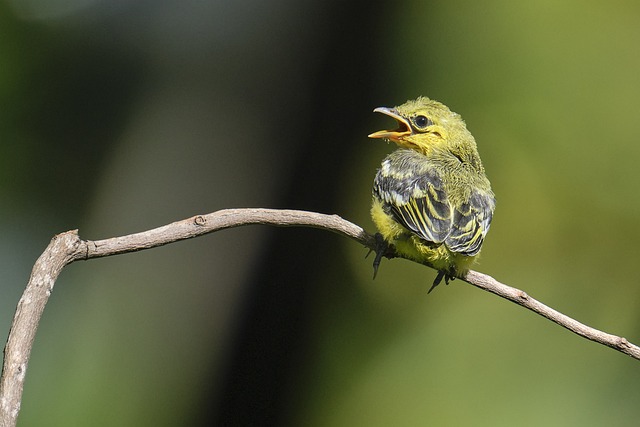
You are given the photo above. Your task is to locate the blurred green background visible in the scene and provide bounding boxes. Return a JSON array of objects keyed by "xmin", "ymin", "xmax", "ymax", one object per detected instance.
[{"xmin": 2, "ymin": 0, "xmax": 640, "ymax": 425}]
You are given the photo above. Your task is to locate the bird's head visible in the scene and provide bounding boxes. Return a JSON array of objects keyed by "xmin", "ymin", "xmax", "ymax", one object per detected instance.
[{"xmin": 369, "ymin": 96, "xmax": 474, "ymax": 158}]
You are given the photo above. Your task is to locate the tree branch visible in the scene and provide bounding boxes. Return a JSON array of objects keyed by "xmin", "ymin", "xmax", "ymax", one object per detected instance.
[{"xmin": 1, "ymin": 208, "xmax": 638, "ymax": 426}]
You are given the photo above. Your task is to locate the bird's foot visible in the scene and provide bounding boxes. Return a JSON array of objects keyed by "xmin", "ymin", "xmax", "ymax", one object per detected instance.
[
  {"xmin": 427, "ymin": 270, "xmax": 455, "ymax": 294},
  {"xmin": 366, "ymin": 233, "xmax": 390, "ymax": 279}
]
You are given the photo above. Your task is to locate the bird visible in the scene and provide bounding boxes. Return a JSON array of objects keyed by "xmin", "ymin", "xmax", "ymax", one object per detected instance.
[{"xmin": 368, "ymin": 96, "xmax": 495, "ymax": 292}]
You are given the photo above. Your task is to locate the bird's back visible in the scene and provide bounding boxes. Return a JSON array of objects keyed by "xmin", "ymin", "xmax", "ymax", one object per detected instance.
[{"xmin": 372, "ymin": 148, "xmax": 494, "ymax": 276}]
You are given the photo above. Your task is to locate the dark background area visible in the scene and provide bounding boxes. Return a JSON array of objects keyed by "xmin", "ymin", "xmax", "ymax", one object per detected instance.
[{"xmin": 1, "ymin": 1, "xmax": 640, "ymax": 425}]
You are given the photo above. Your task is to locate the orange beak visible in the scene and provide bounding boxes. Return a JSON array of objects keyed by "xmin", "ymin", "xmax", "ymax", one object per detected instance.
[{"xmin": 368, "ymin": 107, "xmax": 412, "ymax": 142}]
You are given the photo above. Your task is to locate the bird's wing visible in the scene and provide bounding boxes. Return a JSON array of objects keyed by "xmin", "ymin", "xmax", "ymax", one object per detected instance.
[
  {"xmin": 374, "ymin": 168, "xmax": 453, "ymax": 244},
  {"xmin": 445, "ymin": 188, "xmax": 495, "ymax": 255}
]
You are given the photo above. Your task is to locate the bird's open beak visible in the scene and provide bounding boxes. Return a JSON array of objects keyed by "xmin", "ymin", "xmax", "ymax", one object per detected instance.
[{"xmin": 368, "ymin": 107, "xmax": 412, "ymax": 142}]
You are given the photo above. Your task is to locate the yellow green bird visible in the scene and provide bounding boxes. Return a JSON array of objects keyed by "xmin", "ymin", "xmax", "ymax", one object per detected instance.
[{"xmin": 369, "ymin": 96, "xmax": 495, "ymax": 292}]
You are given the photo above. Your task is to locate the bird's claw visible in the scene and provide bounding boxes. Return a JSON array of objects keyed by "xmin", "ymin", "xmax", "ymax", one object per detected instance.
[
  {"xmin": 367, "ymin": 233, "xmax": 389, "ymax": 279},
  {"xmin": 428, "ymin": 270, "xmax": 455, "ymax": 293}
]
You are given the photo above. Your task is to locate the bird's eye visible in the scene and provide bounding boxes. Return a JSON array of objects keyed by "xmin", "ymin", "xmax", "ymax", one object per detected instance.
[{"xmin": 413, "ymin": 115, "xmax": 432, "ymax": 129}]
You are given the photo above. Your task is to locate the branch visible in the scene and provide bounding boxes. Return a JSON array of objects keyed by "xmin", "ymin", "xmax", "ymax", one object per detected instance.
[
  {"xmin": 1, "ymin": 208, "xmax": 638, "ymax": 426},
  {"xmin": 463, "ymin": 271, "xmax": 639, "ymax": 357}
]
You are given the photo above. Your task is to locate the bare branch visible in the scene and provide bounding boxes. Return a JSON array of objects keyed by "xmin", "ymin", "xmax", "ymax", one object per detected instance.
[
  {"xmin": 84, "ymin": 208, "xmax": 376, "ymax": 258},
  {"xmin": 1, "ymin": 207, "xmax": 638, "ymax": 426},
  {"xmin": 463, "ymin": 270, "xmax": 640, "ymax": 358},
  {"xmin": 0, "ymin": 231, "xmax": 82, "ymax": 427}
]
